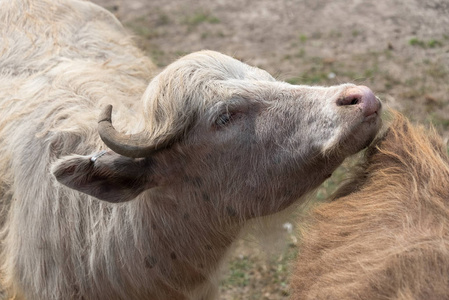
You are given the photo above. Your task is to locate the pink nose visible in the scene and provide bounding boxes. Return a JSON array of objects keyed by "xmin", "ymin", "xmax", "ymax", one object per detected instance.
[{"xmin": 337, "ymin": 85, "xmax": 381, "ymax": 118}]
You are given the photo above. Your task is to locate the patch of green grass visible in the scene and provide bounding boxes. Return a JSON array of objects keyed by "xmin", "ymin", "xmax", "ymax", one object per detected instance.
[
  {"xmin": 286, "ymin": 56, "xmax": 337, "ymax": 85},
  {"xmin": 286, "ymin": 72, "xmax": 328, "ymax": 85},
  {"xmin": 295, "ymin": 48, "xmax": 306, "ymax": 58},
  {"xmin": 149, "ymin": 48, "xmax": 166, "ymax": 67},
  {"xmin": 304, "ymin": 73, "xmax": 328, "ymax": 84},
  {"xmin": 220, "ymin": 241, "xmax": 297, "ymax": 299},
  {"xmin": 222, "ymin": 256, "xmax": 253, "ymax": 288},
  {"xmin": 409, "ymin": 37, "xmax": 426, "ymax": 47},
  {"xmin": 285, "ymin": 77, "xmax": 300, "ymax": 85},
  {"xmin": 299, "ymin": 34, "xmax": 308, "ymax": 43},
  {"xmin": 409, "ymin": 37, "xmax": 444, "ymax": 48},
  {"xmin": 125, "ymin": 17, "xmax": 159, "ymax": 39},
  {"xmin": 427, "ymin": 39, "xmax": 443, "ymax": 48},
  {"xmin": 174, "ymin": 50, "xmax": 190, "ymax": 57},
  {"xmin": 184, "ymin": 11, "xmax": 220, "ymax": 27},
  {"xmin": 363, "ymin": 66, "xmax": 378, "ymax": 79}
]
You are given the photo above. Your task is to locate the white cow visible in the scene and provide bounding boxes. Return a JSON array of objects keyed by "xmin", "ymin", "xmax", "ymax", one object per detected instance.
[{"xmin": 0, "ymin": 0, "xmax": 381, "ymax": 299}]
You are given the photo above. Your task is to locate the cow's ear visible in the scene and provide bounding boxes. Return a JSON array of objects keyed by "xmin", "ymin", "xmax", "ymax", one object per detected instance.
[{"xmin": 51, "ymin": 151, "xmax": 157, "ymax": 203}]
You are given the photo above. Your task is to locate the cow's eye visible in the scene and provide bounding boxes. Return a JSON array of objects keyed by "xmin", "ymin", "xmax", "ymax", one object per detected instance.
[{"xmin": 216, "ymin": 113, "xmax": 233, "ymax": 126}]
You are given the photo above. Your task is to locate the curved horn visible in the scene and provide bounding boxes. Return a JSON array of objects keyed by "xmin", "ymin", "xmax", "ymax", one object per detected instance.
[{"xmin": 98, "ymin": 105, "xmax": 160, "ymax": 158}]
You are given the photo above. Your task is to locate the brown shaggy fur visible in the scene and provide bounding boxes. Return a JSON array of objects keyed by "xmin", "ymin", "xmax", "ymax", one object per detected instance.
[{"xmin": 291, "ymin": 111, "xmax": 449, "ymax": 300}]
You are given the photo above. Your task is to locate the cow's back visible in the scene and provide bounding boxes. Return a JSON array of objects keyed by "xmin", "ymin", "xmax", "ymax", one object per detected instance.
[
  {"xmin": 0, "ymin": 1, "xmax": 155, "ymax": 298},
  {"xmin": 0, "ymin": 0, "xmax": 155, "ymax": 209}
]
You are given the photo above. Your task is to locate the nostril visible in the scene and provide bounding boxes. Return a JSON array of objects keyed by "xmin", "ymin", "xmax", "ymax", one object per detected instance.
[
  {"xmin": 349, "ymin": 97, "xmax": 359, "ymax": 105},
  {"xmin": 338, "ymin": 85, "xmax": 381, "ymax": 118},
  {"xmin": 337, "ymin": 95, "xmax": 361, "ymax": 106}
]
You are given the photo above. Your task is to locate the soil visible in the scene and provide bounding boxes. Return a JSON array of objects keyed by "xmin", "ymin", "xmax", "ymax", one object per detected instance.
[{"xmin": 90, "ymin": 0, "xmax": 449, "ymax": 298}]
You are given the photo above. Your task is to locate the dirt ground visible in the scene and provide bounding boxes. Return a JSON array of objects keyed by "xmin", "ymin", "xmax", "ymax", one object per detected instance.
[{"xmin": 90, "ymin": 0, "xmax": 449, "ymax": 298}]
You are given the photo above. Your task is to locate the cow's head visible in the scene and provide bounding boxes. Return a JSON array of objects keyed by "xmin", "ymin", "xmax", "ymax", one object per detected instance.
[{"xmin": 53, "ymin": 51, "xmax": 381, "ymax": 218}]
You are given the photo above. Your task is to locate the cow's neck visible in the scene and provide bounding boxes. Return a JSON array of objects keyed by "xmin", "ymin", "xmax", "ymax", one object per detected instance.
[{"xmin": 127, "ymin": 189, "xmax": 242, "ymax": 296}]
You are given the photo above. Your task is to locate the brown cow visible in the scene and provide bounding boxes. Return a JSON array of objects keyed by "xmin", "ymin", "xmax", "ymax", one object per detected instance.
[
  {"xmin": 0, "ymin": 0, "xmax": 381, "ymax": 299},
  {"xmin": 291, "ymin": 111, "xmax": 449, "ymax": 299}
]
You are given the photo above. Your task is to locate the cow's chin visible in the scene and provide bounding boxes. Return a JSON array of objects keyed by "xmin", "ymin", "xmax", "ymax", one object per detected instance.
[
  {"xmin": 350, "ymin": 117, "xmax": 382, "ymax": 154},
  {"xmin": 323, "ymin": 112, "xmax": 382, "ymax": 158}
]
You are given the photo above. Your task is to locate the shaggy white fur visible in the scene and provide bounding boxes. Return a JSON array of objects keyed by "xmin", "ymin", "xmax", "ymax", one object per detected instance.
[{"xmin": 0, "ymin": 1, "xmax": 381, "ymax": 299}]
